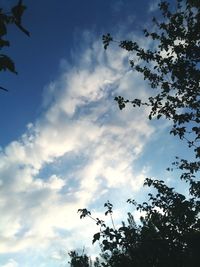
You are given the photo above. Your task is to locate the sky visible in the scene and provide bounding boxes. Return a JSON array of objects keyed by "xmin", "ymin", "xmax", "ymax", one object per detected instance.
[{"xmin": 0, "ymin": 0, "xmax": 188, "ymax": 266}]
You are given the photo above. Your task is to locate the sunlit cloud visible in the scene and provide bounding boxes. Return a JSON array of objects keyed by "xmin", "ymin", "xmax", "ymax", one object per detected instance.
[{"xmin": 0, "ymin": 32, "xmax": 158, "ymax": 263}]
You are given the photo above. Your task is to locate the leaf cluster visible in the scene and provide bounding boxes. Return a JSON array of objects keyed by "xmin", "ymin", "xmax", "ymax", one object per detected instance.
[
  {"xmin": 78, "ymin": 177, "xmax": 200, "ymax": 267},
  {"xmin": 103, "ymin": 0, "xmax": 200, "ymax": 207},
  {"xmin": 104, "ymin": 0, "xmax": 200, "ymax": 154},
  {"xmin": 68, "ymin": 250, "xmax": 91, "ymax": 267},
  {"xmin": 0, "ymin": 0, "xmax": 29, "ymax": 91}
]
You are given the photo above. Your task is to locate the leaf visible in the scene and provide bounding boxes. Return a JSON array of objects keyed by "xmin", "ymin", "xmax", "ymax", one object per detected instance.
[
  {"xmin": 12, "ymin": 1, "xmax": 30, "ymax": 36},
  {"xmin": 157, "ymin": 114, "xmax": 162, "ymax": 119},
  {"xmin": 102, "ymin": 33, "xmax": 113, "ymax": 50},
  {"xmin": 0, "ymin": 39, "xmax": 9, "ymax": 48},
  {"xmin": 15, "ymin": 22, "xmax": 30, "ymax": 36},
  {"xmin": 0, "ymin": 86, "xmax": 8, "ymax": 91},
  {"xmin": 92, "ymin": 232, "xmax": 100, "ymax": 244},
  {"xmin": 0, "ymin": 54, "xmax": 17, "ymax": 73},
  {"xmin": 12, "ymin": 0, "xmax": 26, "ymax": 24},
  {"xmin": 0, "ymin": 21, "xmax": 7, "ymax": 36}
]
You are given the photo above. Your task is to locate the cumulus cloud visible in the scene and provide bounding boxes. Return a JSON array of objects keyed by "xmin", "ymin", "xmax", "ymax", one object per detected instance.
[{"xmin": 0, "ymin": 33, "xmax": 156, "ymax": 261}]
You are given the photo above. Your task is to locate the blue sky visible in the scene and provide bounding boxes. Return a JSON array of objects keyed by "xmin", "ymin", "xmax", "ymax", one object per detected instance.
[{"xmin": 0, "ymin": 0, "xmax": 188, "ymax": 266}]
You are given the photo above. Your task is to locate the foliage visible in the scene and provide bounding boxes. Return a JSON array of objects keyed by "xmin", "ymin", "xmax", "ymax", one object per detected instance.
[
  {"xmin": 104, "ymin": 0, "xmax": 200, "ymax": 153},
  {"xmin": 102, "ymin": 0, "xmax": 200, "ymax": 207},
  {"xmin": 0, "ymin": 0, "xmax": 29, "ymax": 91},
  {"xmin": 68, "ymin": 250, "xmax": 105, "ymax": 267},
  {"xmin": 68, "ymin": 250, "xmax": 91, "ymax": 267},
  {"xmin": 75, "ymin": 0, "xmax": 200, "ymax": 266},
  {"xmin": 78, "ymin": 191, "xmax": 200, "ymax": 266}
]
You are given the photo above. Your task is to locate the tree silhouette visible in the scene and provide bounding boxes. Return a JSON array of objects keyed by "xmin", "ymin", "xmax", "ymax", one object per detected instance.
[
  {"xmin": 68, "ymin": 250, "xmax": 92, "ymax": 267},
  {"xmin": 76, "ymin": 1, "xmax": 200, "ymax": 266},
  {"xmin": 0, "ymin": 0, "xmax": 29, "ymax": 91},
  {"xmin": 103, "ymin": 0, "xmax": 200, "ymax": 159},
  {"xmin": 102, "ymin": 0, "xmax": 200, "ymax": 202}
]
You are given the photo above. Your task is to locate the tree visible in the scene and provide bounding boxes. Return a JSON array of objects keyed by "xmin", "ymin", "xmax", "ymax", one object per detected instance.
[
  {"xmin": 103, "ymin": 0, "xmax": 200, "ymax": 141},
  {"xmin": 102, "ymin": 0, "xmax": 200, "ymax": 198},
  {"xmin": 68, "ymin": 250, "xmax": 92, "ymax": 267},
  {"xmin": 77, "ymin": 1, "xmax": 200, "ymax": 266},
  {"xmin": 79, "ymin": 192, "xmax": 199, "ymax": 266},
  {"xmin": 0, "ymin": 0, "xmax": 29, "ymax": 91},
  {"xmin": 103, "ymin": 0, "xmax": 200, "ymax": 157}
]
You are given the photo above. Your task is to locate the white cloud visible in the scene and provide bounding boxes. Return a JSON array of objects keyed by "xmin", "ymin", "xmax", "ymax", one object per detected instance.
[
  {"xmin": 0, "ymin": 33, "xmax": 156, "ymax": 259},
  {"xmin": 1, "ymin": 259, "xmax": 19, "ymax": 267}
]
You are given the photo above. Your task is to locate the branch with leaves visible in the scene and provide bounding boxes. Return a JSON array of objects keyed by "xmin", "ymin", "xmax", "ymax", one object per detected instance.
[
  {"xmin": 103, "ymin": 0, "xmax": 200, "ymax": 198},
  {"xmin": 103, "ymin": 0, "xmax": 200, "ymax": 155},
  {"xmin": 0, "ymin": 0, "xmax": 29, "ymax": 92}
]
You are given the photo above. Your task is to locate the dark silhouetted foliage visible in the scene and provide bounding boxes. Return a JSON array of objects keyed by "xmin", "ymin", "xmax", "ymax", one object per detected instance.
[
  {"xmin": 102, "ymin": 0, "xmax": 200, "ymax": 212},
  {"xmin": 68, "ymin": 250, "xmax": 92, "ymax": 267},
  {"xmin": 104, "ymin": 0, "xmax": 200, "ymax": 157},
  {"xmin": 0, "ymin": 0, "xmax": 29, "ymax": 91},
  {"xmin": 78, "ymin": 190, "xmax": 200, "ymax": 266}
]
